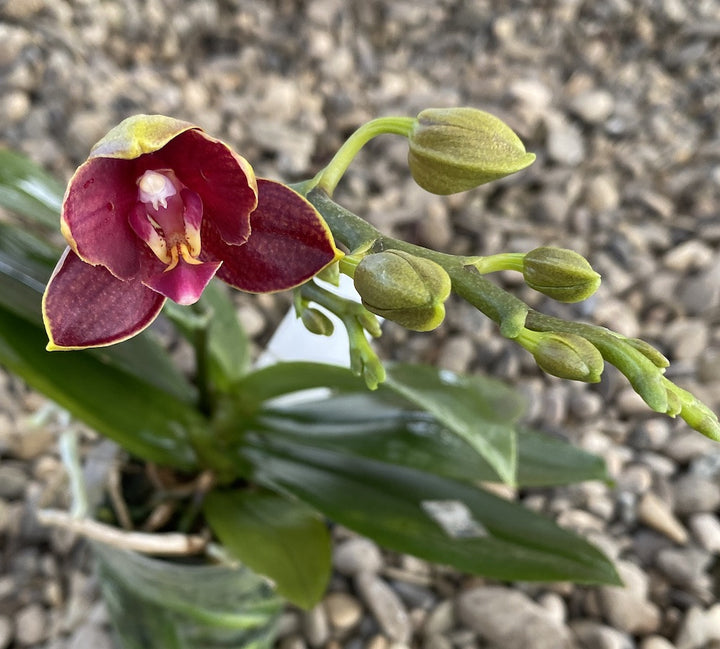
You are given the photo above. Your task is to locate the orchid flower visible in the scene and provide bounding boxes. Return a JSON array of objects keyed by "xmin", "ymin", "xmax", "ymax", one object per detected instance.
[{"xmin": 42, "ymin": 115, "xmax": 341, "ymax": 350}]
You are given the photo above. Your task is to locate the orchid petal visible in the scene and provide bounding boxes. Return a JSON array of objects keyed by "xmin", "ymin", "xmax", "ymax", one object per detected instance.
[
  {"xmin": 159, "ymin": 130, "xmax": 257, "ymax": 245},
  {"xmin": 61, "ymin": 157, "xmax": 141, "ymax": 280},
  {"xmin": 42, "ymin": 248, "xmax": 165, "ymax": 350},
  {"xmin": 143, "ymin": 258, "xmax": 222, "ymax": 306},
  {"xmin": 210, "ymin": 179, "xmax": 342, "ymax": 293},
  {"xmin": 89, "ymin": 114, "xmax": 198, "ymax": 160}
]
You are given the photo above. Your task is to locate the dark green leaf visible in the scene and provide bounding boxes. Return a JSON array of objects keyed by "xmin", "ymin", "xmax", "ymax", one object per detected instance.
[
  {"xmin": 242, "ymin": 436, "xmax": 620, "ymax": 585},
  {"xmin": 0, "ymin": 148, "xmax": 65, "ymax": 228},
  {"xmin": 382, "ymin": 364, "xmax": 521, "ymax": 484},
  {"xmin": 0, "ymin": 304, "xmax": 201, "ymax": 469},
  {"xmin": 259, "ymin": 394, "xmax": 609, "ymax": 487},
  {"xmin": 233, "ymin": 362, "xmax": 366, "ymax": 412},
  {"xmin": 204, "ymin": 489, "xmax": 332, "ymax": 609}
]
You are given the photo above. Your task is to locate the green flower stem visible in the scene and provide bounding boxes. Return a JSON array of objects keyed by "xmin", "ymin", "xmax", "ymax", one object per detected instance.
[
  {"xmin": 304, "ymin": 188, "xmax": 720, "ymax": 439},
  {"xmin": 470, "ymin": 252, "xmax": 526, "ymax": 274},
  {"xmin": 299, "ymin": 280, "xmax": 385, "ymax": 389},
  {"xmin": 297, "ymin": 117, "xmax": 415, "ymax": 197},
  {"xmin": 307, "ymin": 188, "xmax": 528, "ymax": 339}
]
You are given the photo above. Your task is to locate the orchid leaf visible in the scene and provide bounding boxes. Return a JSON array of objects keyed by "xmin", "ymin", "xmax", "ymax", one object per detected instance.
[
  {"xmin": 260, "ymin": 394, "xmax": 609, "ymax": 487},
  {"xmin": 204, "ymin": 489, "xmax": 332, "ymax": 609},
  {"xmin": 0, "ymin": 148, "xmax": 64, "ymax": 228},
  {"xmin": 0, "ymin": 303, "xmax": 200, "ymax": 469},
  {"xmin": 241, "ymin": 436, "xmax": 620, "ymax": 585},
  {"xmin": 382, "ymin": 364, "xmax": 521, "ymax": 484}
]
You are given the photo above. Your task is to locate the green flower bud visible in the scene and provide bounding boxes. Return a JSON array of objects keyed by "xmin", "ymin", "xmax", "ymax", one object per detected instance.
[
  {"xmin": 408, "ymin": 107, "xmax": 536, "ymax": 195},
  {"xmin": 354, "ymin": 250, "xmax": 451, "ymax": 332},
  {"xmin": 531, "ymin": 332, "xmax": 604, "ymax": 383},
  {"xmin": 523, "ymin": 247, "xmax": 601, "ymax": 303},
  {"xmin": 301, "ymin": 308, "xmax": 335, "ymax": 336}
]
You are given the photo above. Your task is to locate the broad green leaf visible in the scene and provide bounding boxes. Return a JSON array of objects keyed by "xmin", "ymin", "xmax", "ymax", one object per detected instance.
[
  {"xmin": 204, "ymin": 489, "xmax": 332, "ymax": 609},
  {"xmin": 0, "ymin": 304, "xmax": 201, "ymax": 469},
  {"xmin": 233, "ymin": 362, "xmax": 366, "ymax": 412},
  {"xmin": 382, "ymin": 364, "xmax": 521, "ymax": 484},
  {"xmin": 259, "ymin": 394, "xmax": 609, "ymax": 487},
  {"xmin": 0, "ymin": 148, "xmax": 64, "ymax": 228},
  {"xmin": 242, "ymin": 436, "xmax": 620, "ymax": 585}
]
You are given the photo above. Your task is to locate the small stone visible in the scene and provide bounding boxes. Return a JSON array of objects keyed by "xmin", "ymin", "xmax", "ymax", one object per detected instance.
[
  {"xmin": 302, "ymin": 603, "xmax": 330, "ymax": 648},
  {"xmin": 422, "ymin": 634, "xmax": 452, "ymax": 649},
  {"xmin": 688, "ymin": 513, "xmax": 720, "ymax": 553},
  {"xmin": 675, "ymin": 606, "xmax": 710, "ymax": 649},
  {"xmin": 324, "ymin": 592, "xmax": 363, "ymax": 632},
  {"xmin": 568, "ymin": 89, "xmax": 615, "ymax": 125},
  {"xmin": 0, "ymin": 90, "xmax": 31, "ymax": 125},
  {"xmin": 0, "ymin": 616, "xmax": 12, "ymax": 649},
  {"xmin": 598, "ymin": 561, "xmax": 661, "ymax": 634},
  {"xmin": 437, "ymin": 336, "xmax": 475, "ymax": 374},
  {"xmin": 0, "ymin": 464, "xmax": 27, "ymax": 499},
  {"xmin": 456, "ymin": 586, "xmax": 574, "ymax": 649},
  {"xmin": 672, "ymin": 474, "xmax": 720, "ymax": 515},
  {"xmin": 15, "ymin": 603, "xmax": 49, "ymax": 646},
  {"xmin": 67, "ymin": 625, "xmax": 114, "ymax": 649},
  {"xmin": 628, "ymin": 418, "xmax": 671, "ymax": 450},
  {"xmin": 571, "ymin": 621, "xmax": 633, "ymax": 649},
  {"xmin": 423, "ymin": 600, "xmax": 454, "ymax": 636},
  {"xmin": 537, "ymin": 592, "xmax": 566, "ymax": 626},
  {"xmin": 366, "ymin": 635, "xmax": 389, "ymax": 649},
  {"xmin": 640, "ymin": 638, "xmax": 675, "ymax": 649},
  {"xmin": 656, "ymin": 547, "xmax": 713, "ymax": 593},
  {"xmin": 546, "ymin": 115, "xmax": 586, "ymax": 166},
  {"xmin": 416, "ymin": 200, "xmax": 452, "ymax": 250},
  {"xmin": 663, "ymin": 240, "xmax": 715, "ymax": 272},
  {"xmin": 334, "ymin": 538, "xmax": 384, "ymax": 576},
  {"xmin": 236, "ymin": 304, "xmax": 267, "ymax": 337},
  {"xmin": 280, "ymin": 635, "xmax": 308, "ymax": 649},
  {"xmin": 637, "ymin": 491, "xmax": 689, "ymax": 544},
  {"xmin": 355, "ymin": 573, "xmax": 411, "ymax": 644}
]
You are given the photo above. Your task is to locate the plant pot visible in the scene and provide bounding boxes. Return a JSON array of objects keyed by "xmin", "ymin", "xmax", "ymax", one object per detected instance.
[{"xmin": 92, "ymin": 540, "xmax": 283, "ymax": 649}]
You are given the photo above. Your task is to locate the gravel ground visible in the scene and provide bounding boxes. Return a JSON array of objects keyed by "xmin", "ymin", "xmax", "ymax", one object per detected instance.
[{"xmin": 1, "ymin": 1, "xmax": 720, "ymax": 648}]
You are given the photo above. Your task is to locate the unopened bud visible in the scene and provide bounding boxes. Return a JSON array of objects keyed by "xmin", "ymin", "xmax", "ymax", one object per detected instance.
[
  {"xmin": 407, "ymin": 107, "xmax": 536, "ymax": 195},
  {"xmin": 532, "ymin": 332, "xmax": 604, "ymax": 383},
  {"xmin": 301, "ymin": 308, "xmax": 334, "ymax": 336},
  {"xmin": 354, "ymin": 250, "xmax": 451, "ymax": 331},
  {"xmin": 523, "ymin": 247, "xmax": 601, "ymax": 303}
]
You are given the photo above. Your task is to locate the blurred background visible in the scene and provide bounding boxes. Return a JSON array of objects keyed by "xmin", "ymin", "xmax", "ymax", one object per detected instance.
[{"xmin": 1, "ymin": 1, "xmax": 719, "ymax": 648}]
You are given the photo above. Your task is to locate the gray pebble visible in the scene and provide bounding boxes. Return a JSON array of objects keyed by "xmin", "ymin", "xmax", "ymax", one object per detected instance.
[
  {"xmin": 672, "ymin": 474, "xmax": 720, "ymax": 515},
  {"xmin": 302, "ymin": 603, "xmax": 330, "ymax": 648},
  {"xmin": 640, "ymin": 637, "xmax": 676, "ymax": 649},
  {"xmin": 0, "ymin": 465, "xmax": 27, "ymax": 500},
  {"xmin": 545, "ymin": 115, "xmax": 586, "ymax": 166},
  {"xmin": 423, "ymin": 600, "xmax": 455, "ymax": 636},
  {"xmin": 0, "ymin": 616, "xmax": 12, "ymax": 649},
  {"xmin": 67, "ymin": 625, "xmax": 114, "ymax": 649},
  {"xmin": 568, "ymin": 89, "xmax": 615, "ymax": 125},
  {"xmin": 656, "ymin": 547, "xmax": 713, "ymax": 595},
  {"xmin": 334, "ymin": 538, "xmax": 384, "ymax": 576},
  {"xmin": 598, "ymin": 561, "xmax": 661, "ymax": 635},
  {"xmin": 355, "ymin": 573, "xmax": 411, "ymax": 644},
  {"xmin": 324, "ymin": 592, "xmax": 363, "ymax": 632},
  {"xmin": 637, "ymin": 491, "xmax": 688, "ymax": 544},
  {"xmin": 585, "ymin": 175, "xmax": 621, "ymax": 214},
  {"xmin": 571, "ymin": 620, "xmax": 633, "ymax": 649},
  {"xmin": 15, "ymin": 603, "xmax": 49, "ymax": 646},
  {"xmin": 688, "ymin": 513, "xmax": 720, "ymax": 553},
  {"xmin": 456, "ymin": 586, "xmax": 574, "ymax": 649}
]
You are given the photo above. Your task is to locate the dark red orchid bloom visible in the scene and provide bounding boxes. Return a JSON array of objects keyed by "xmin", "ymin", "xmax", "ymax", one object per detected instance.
[{"xmin": 42, "ymin": 115, "xmax": 341, "ymax": 350}]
